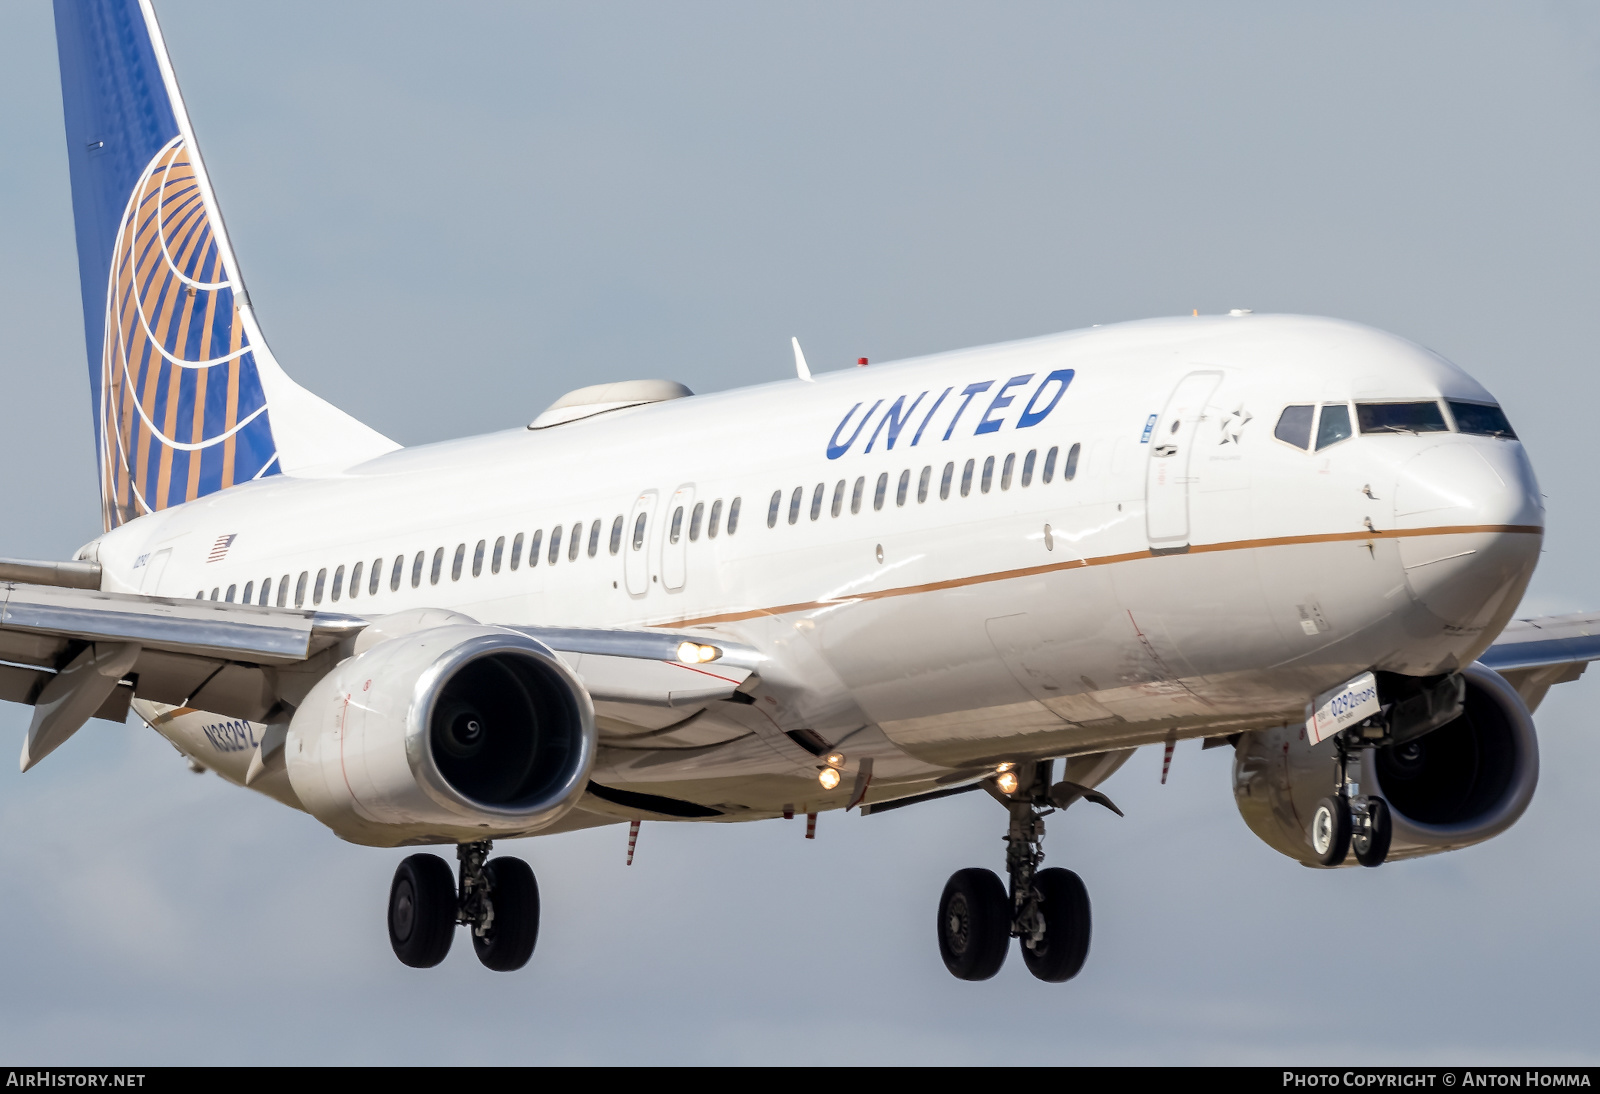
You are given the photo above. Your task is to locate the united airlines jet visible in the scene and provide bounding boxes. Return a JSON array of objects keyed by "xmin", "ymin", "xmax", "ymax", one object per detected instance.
[{"xmin": 7, "ymin": 0, "xmax": 1596, "ymax": 980}]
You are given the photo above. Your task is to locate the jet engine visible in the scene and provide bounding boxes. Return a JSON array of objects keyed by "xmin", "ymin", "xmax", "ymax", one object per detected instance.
[
  {"xmin": 1232, "ymin": 663, "xmax": 1538, "ymax": 866},
  {"xmin": 285, "ymin": 624, "xmax": 596, "ymax": 847}
]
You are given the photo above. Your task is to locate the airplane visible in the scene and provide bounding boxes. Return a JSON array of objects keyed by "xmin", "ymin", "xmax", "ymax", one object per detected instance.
[{"xmin": 6, "ymin": 0, "xmax": 1597, "ymax": 981}]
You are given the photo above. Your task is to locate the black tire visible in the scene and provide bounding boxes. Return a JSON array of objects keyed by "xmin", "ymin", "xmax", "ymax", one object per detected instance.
[
  {"xmin": 1310, "ymin": 795, "xmax": 1352, "ymax": 867},
  {"xmin": 1021, "ymin": 867, "xmax": 1091, "ymax": 983},
  {"xmin": 937, "ymin": 867, "xmax": 1010, "ymax": 981},
  {"xmin": 389, "ymin": 853, "xmax": 457, "ymax": 968},
  {"xmin": 1354, "ymin": 796, "xmax": 1393, "ymax": 867},
  {"xmin": 472, "ymin": 857, "xmax": 540, "ymax": 972}
]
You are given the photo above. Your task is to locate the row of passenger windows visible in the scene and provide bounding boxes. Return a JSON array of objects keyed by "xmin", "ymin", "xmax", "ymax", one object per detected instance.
[
  {"xmin": 1275, "ymin": 399, "xmax": 1516, "ymax": 452},
  {"xmin": 196, "ymin": 496, "xmax": 745, "ymax": 607},
  {"xmin": 767, "ymin": 443, "xmax": 1082, "ymax": 527}
]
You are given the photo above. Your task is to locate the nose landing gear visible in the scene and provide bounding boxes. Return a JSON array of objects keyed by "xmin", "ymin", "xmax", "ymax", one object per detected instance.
[
  {"xmin": 936, "ymin": 761, "xmax": 1119, "ymax": 984},
  {"xmin": 1312, "ymin": 736, "xmax": 1394, "ymax": 867},
  {"xmin": 386, "ymin": 840, "xmax": 541, "ymax": 971}
]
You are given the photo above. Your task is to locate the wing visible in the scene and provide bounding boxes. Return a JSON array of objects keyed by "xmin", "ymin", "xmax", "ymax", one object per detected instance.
[
  {"xmin": 1480, "ymin": 611, "xmax": 1600, "ymax": 711},
  {"xmin": 0, "ymin": 564, "xmax": 757, "ymax": 771}
]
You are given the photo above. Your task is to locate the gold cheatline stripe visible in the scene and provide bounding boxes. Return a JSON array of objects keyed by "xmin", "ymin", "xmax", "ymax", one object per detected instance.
[{"xmin": 652, "ymin": 523, "xmax": 1543, "ymax": 629}]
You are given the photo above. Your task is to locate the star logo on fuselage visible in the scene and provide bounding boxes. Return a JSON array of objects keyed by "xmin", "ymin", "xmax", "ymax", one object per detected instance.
[{"xmin": 1218, "ymin": 405, "xmax": 1252, "ymax": 444}]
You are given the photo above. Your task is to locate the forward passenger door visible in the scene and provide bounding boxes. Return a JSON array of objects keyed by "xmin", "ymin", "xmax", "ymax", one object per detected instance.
[{"xmin": 1145, "ymin": 370, "xmax": 1222, "ymax": 553}]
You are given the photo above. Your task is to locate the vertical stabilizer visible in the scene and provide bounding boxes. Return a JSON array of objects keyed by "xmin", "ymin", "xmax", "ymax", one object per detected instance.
[{"xmin": 54, "ymin": 0, "xmax": 398, "ymax": 531}]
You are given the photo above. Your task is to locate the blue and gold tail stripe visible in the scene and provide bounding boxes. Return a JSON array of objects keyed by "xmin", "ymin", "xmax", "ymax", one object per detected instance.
[{"xmin": 100, "ymin": 136, "xmax": 279, "ymax": 530}]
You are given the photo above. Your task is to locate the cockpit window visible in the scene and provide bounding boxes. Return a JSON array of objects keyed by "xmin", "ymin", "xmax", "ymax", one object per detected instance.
[
  {"xmin": 1356, "ymin": 401, "xmax": 1448, "ymax": 435},
  {"xmin": 1448, "ymin": 401, "xmax": 1517, "ymax": 438},
  {"xmin": 1315, "ymin": 404, "xmax": 1352, "ymax": 450},
  {"xmin": 1274, "ymin": 405, "xmax": 1313, "ymax": 450}
]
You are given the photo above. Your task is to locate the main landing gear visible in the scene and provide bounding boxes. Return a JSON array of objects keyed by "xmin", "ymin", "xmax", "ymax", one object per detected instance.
[
  {"xmin": 1310, "ymin": 735, "xmax": 1393, "ymax": 868},
  {"xmin": 937, "ymin": 760, "xmax": 1120, "ymax": 983},
  {"xmin": 387, "ymin": 840, "xmax": 541, "ymax": 971}
]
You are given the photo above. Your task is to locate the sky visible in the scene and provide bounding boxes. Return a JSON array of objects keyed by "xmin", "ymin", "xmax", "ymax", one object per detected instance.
[{"xmin": 1, "ymin": 0, "xmax": 1598, "ymax": 1065}]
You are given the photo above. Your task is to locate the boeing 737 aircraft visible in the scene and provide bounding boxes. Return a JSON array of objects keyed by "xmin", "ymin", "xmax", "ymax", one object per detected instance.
[{"xmin": 7, "ymin": 0, "xmax": 1599, "ymax": 981}]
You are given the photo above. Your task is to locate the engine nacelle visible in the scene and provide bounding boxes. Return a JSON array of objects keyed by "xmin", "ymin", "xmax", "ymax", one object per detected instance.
[
  {"xmin": 1233, "ymin": 663, "xmax": 1539, "ymax": 866},
  {"xmin": 285, "ymin": 624, "xmax": 596, "ymax": 847}
]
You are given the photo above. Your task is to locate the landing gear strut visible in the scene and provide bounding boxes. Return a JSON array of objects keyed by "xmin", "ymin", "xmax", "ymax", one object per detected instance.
[
  {"xmin": 1311, "ymin": 735, "xmax": 1393, "ymax": 867},
  {"xmin": 387, "ymin": 840, "xmax": 540, "ymax": 971},
  {"xmin": 936, "ymin": 760, "xmax": 1119, "ymax": 984}
]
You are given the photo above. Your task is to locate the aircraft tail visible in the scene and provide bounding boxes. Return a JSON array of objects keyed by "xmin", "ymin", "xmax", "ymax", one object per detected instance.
[{"xmin": 54, "ymin": 0, "xmax": 398, "ymax": 531}]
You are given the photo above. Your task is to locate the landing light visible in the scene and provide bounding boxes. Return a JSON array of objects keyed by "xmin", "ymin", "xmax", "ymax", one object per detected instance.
[
  {"xmin": 996, "ymin": 771, "xmax": 1020, "ymax": 795},
  {"xmin": 818, "ymin": 767, "xmax": 842, "ymax": 791},
  {"xmin": 676, "ymin": 641, "xmax": 721, "ymax": 664},
  {"xmin": 823, "ymin": 752, "xmax": 845, "ymax": 769}
]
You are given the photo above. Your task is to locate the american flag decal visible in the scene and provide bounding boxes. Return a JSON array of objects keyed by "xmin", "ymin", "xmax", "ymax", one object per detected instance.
[{"xmin": 206, "ymin": 534, "xmax": 236, "ymax": 563}]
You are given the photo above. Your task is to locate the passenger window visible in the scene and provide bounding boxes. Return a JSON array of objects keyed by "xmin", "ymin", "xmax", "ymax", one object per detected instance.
[
  {"xmin": 1315, "ymin": 405, "xmax": 1353, "ymax": 450},
  {"xmin": 370, "ymin": 559, "xmax": 382, "ymax": 595},
  {"xmin": 634, "ymin": 512, "xmax": 647, "ymax": 549},
  {"xmin": 690, "ymin": 503, "xmax": 704, "ymax": 540},
  {"xmin": 1274, "ymin": 405, "xmax": 1314, "ymax": 449},
  {"xmin": 568, "ymin": 523, "xmax": 582, "ymax": 561},
  {"xmin": 279, "ymin": 574, "xmax": 291, "ymax": 607},
  {"xmin": 528, "ymin": 529, "xmax": 542, "ymax": 566},
  {"xmin": 348, "ymin": 563, "xmax": 361, "ymax": 598},
  {"xmin": 768, "ymin": 490, "xmax": 782, "ymax": 528},
  {"xmin": 981, "ymin": 456, "xmax": 994, "ymax": 493},
  {"xmin": 788, "ymin": 487, "xmax": 803, "ymax": 525},
  {"xmin": 1021, "ymin": 450, "xmax": 1036, "ymax": 487},
  {"xmin": 510, "ymin": 534, "xmax": 524, "ymax": 571},
  {"xmin": 492, "ymin": 537, "xmax": 504, "ymax": 574},
  {"xmin": 851, "ymin": 477, "xmax": 865, "ymax": 514},
  {"xmin": 472, "ymin": 540, "xmax": 486, "ymax": 577},
  {"xmin": 708, "ymin": 500, "xmax": 723, "ymax": 538},
  {"xmin": 312, "ymin": 569, "xmax": 326, "ymax": 605},
  {"xmin": 1356, "ymin": 401, "xmax": 1448, "ymax": 435},
  {"xmin": 242, "ymin": 581, "xmax": 253, "ymax": 605},
  {"xmin": 896, "ymin": 469, "xmax": 910, "ymax": 506},
  {"xmin": 918, "ymin": 466, "xmax": 931, "ymax": 503},
  {"xmin": 1064, "ymin": 442, "xmax": 1080, "ymax": 480},
  {"xmin": 940, "ymin": 462, "xmax": 954, "ymax": 500},
  {"xmin": 588, "ymin": 520, "xmax": 601, "ymax": 557},
  {"xmin": 810, "ymin": 484, "xmax": 824, "ymax": 521},
  {"xmin": 873, "ymin": 472, "xmax": 888, "ymax": 511},
  {"xmin": 610, "ymin": 516, "xmax": 624, "ymax": 554},
  {"xmin": 549, "ymin": 525, "xmax": 563, "ymax": 565},
  {"xmin": 1448, "ymin": 400, "xmax": 1517, "ymax": 438},
  {"xmin": 727, "ymin": 497, "xmax": 742, "ymax": 533},
  {"xmin": 451, "ymin": 544, "xmax": 465, "ymax": 581},
  {"xmin": 331, "ymin": 565, "xmax": 345, "ymax": 601},
  {"xmin": 1001, "ymin": 453, "xmax": 1015, "ymax": 490},
  {"xmin": 295, "ymin": 571, "xmax": 308, "ymax": 607},
  {"xmin": 431, "ymin": 548, "xmax": 444, "ymax": 585},
  {"xmin": 259, "ymin": 578, "xmax": 271, "ymax": 606},
  {"xmin": 226, "ymin": 584, "xmax": 237, "ymax": 603},
  {"xmin": 1043, "ymin": 446, "xmax": 1058, "ymax": 483},
  {"xmin": 670, "ymin": 506, "xmax": 685, "ymax": 544},
  {"xmin": 411, "ymin": 551, "xmax": 424, "ymax": 588},
  {"xmin": 210, "ymin": 588, "xmax": 219, "ymax": 601},
  {"xmin": 961, "ymin": 459, "xmax": 975, "ymax": 496}
]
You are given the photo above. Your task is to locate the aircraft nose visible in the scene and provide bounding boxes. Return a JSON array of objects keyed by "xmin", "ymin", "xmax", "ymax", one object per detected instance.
[{"xmin": 1390, "ymin": 441, "xmax": 1543, "ymax": 629}]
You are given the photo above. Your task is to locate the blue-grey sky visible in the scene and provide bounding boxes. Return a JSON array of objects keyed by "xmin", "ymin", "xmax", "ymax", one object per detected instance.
[{"xmin": 1, "ymin": 1, "xmax": 1598, "ymax": 1064}]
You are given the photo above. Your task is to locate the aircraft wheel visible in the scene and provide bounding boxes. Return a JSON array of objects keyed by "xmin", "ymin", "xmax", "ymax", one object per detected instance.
[
  {"xmin": 937, "ymin": 867, "xmax": 1009, "ymax": 981},
  {"xmin": 1354, "ymin": 796, "xmax": 1393, "ymax": 867},
  {"xmin": 472, "ymin": 857, "xmax": 540, "ymax": 972},
  {"xmin": 389, "ymin": 853, "xmax": 456, "ymax": 968},
  {"xmin": 1310, "ymin": 795, "xmax": 1352, "ymax": 867},
  {"xmin": 1021, "ymin": 867, "xmax": 1091, "ymax": 982}
]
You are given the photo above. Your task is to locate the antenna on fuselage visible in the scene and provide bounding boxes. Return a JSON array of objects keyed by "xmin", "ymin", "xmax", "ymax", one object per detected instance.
[{"xmin": 792, "ymin": 337, "xmax": 813, "ymax": 382}]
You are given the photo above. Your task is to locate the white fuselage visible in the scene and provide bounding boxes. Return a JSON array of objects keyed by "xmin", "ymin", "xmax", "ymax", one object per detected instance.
[{"xmin": 87, "ymin": 314, "xmax": 1544, "ymax": 828}]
